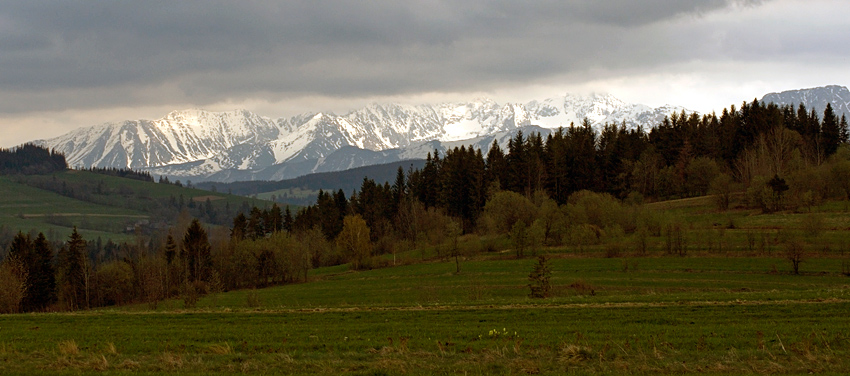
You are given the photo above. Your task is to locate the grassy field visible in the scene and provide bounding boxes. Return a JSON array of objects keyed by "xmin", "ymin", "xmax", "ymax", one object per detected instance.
[
  {"xmin": 2, "ymin": 255, "xmax": 849, "ymax": 375},
  {"xmin": 0, "ymin": 176, "xmax": 146, "ymax": 243},
  {"xmin": 0, "ymin": 171, "xmax": 270, "ymax": 244},
  {"xmin": 2, "ymin": 183, "xmax": 850, "ymax": 374},
  {"xmin": 255, "ymin": 187, "xmax": 320, "ymax": 203}
]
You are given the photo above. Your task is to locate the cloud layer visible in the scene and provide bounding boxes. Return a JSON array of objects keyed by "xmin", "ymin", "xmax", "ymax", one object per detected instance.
[{"xmin": 1, "ymin": 0, "xmax": 848, "ymax": 147}]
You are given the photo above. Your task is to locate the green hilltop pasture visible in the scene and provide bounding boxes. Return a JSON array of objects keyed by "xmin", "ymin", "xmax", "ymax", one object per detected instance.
[{"xmin": 0, "ymin": 171, "xmax": 271, "ymax": 244}]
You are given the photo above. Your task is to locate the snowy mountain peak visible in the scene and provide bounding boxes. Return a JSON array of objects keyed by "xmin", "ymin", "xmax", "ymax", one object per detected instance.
[
  {"xmin": 36, "ymin": 91, "xmax": 692, "ymax": 180},
  {"xmin": 761, "ymin": 85, "xmax": 850, "ymax": 120}
]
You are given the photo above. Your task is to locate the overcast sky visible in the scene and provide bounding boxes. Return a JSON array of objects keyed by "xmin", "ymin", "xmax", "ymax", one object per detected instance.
[{"xmin": 2, "ymin": 0, "xmax": 849, "ymax": 147}]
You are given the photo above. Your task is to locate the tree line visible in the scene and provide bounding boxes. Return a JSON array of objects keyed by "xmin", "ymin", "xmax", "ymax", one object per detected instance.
[
  {"xmin": 0, "ymin": 144, "xmax": 67, "ymax": 175},
  {"xmin": 292, "ymin": 100, "xmax": 849, "ymax": 236},
  {"xmin": 3, "ymin": 99, "xmax": 849, "ymax": 312}
]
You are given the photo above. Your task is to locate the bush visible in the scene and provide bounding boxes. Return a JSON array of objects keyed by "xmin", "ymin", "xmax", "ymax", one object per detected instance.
[
  {"xmin": 246, "ymin": 290, "xmax": 261, "ymax": 308},
  {"xmin": 95, "ymin": 261, "xmax": 135, "ymax": 306},
  {"xmin": 527, "ymin": 256, "xmax": 551, "ymax": 299},
  {"xmin": 565, "ymin": 190, "xmax": 623, "ymax": 230},
  {"xmin": 785, "ymin": 240, "xmax": 805, "ymax": 275},
  {"xmin": 0, "ymin": 261, "xmax": 26, "ymax": 313},
  {"xmin": 481, "ymin": 191, "xmax": 537, "ymax": 235},
  {"xmin": 709, "ymin": 173, "xmax": 734, "ymax": 211},
  {"xmin": 686, "ymin": 157, "xmax": 720, "ymax": 196},
  {"xmin": 800, "ymin": 214, "xmax": 824, "ymax": 238}
]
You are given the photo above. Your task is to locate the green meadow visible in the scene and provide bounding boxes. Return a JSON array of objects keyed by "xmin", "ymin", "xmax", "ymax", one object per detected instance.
[
  {"xmin": 2, "ymin": 174, "xmax": 850, "ymax": 374},
  {"xmin": 0, "ymin": 171, "xmax": 270, "ymax": 243},
  {"xmin": 2, "ymin": 255, "xmax": 849, "ymax": 375}
]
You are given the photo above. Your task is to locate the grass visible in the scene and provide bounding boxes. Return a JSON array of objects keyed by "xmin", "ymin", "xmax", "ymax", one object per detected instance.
[
  {"xmin": 1, "ymin": 171, "xmax": 271, "ymax": 244},
  {"xmin": 2, "ymin": 300, "xmax": 849, "ymax": 374},
  {"xmin": 255, "ymin": 187, "xmax": 319, "ymax": 201},
  {"xmin": 2, "ymin": 182, "xmax": 850, "ymax": 373},
  {"xmin": 2, "ymin": 254, "xmax": 849, "ymax": 374}
]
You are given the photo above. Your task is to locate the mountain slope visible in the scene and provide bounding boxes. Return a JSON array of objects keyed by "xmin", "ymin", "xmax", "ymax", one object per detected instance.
[
  {"xmin": 761, "ymin": 85, "xmax": 850, "ymax": 119},
  {"xmin": 36, "ymin": 92, "xmax": 687, "ymax": 178}
]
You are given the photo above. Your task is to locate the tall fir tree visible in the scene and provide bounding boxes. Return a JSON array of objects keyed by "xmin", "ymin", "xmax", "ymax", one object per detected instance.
[
  {"xmin": 58, "ymin": 227, "xmax": 88, "ymax": 310},
  {"xmin": 821, "ymin": 103, "xmax": 841, "ymax": 158},
  {"xmin": 27, "ymin": 233, "xmax": 56, "ymax": 311},
  {"xmin": 283, "ymin": 206, "xmax": 294, "ymax": 233},
  {"xmin": 182, "ymin": 219, "xmax": 212, "ymax": 283}
]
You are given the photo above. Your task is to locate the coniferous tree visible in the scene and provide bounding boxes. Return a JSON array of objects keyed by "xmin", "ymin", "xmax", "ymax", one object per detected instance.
[
  {"xmin": 506, "ymin": 130, "xmax": 527, "ymax": 193},
  {"xmin": 821, "ymin": 103, "xmax": 841, "ymax": 158},
  {"xmin": 182, "ymin": 219, "xmax": 212, "ymax": 283},
  {"xmin": 267, "ymin": 203, "xmax": 283, "ymax": 234},
  {"xmin": 164, "ymin": 233, "xmax": 178, "ymax": 265},
  {"xmin": 485, "ymin": 139, "xmax": 508, "ymax": 190},
  {"xmin": 27, "ymin": 233, "xmax": 56, "ymax": 311},
  {"xmin": 247, "ymin": 207, "xmax": 265, "ymax": 240},
  {"xmin": 283, "ymin": 206, "xmax": 294, "ymax": 233},
  {"xmin": 390, "ymin": 167, "xmax": 406, "ymax": 216},
  {"xmin": 231, "ymin": 213, "xmax": 248, "ymax": 241},
  {"xmin": 58, "ymin": 227, "xmax": 88, "ymax": 310}
]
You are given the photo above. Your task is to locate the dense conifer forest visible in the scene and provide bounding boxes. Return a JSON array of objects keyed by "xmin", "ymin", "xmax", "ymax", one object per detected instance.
[{"xmin": 0, "ymin": 143, "xmax": 67, "ymax": 175}]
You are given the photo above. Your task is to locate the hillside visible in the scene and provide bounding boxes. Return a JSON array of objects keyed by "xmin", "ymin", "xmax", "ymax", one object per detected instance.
[
  {"xmin": 34, "ymin": 92, "xmax": 687, "ymax": 182},
  {"xmin": 0, "ymin": 170, "xmax": 270, "ymax": 251},
  {"xmin": 198, "ymin": 159, "xmax": 427, "ymax": 205}
]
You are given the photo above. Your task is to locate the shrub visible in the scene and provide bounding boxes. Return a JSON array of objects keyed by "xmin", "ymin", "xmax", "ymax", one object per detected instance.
[
  {"xmin": 800, "ymin": 214, "xmax": 824, "ymax": 238},
  {"xmin": 785, "ymin": 240, "xmax": 805, "ymax": 275},
  {"xmin": 709, "ymin": 173, "xmax": 734, "ymax": 211},
  {"xmin": 0, "ymin": 261, "xmax": 26, "ymax": 313},
  {"xmin": 527, "ymin": 256, "xmax": 551, "ymax": 299},
  {"xmin": 246, "ymin": 290, "xmax": 261, "ymax": 308},
  {"xmin": 481, "ymin": 191, "xmax": 537, "ymax": 235}
]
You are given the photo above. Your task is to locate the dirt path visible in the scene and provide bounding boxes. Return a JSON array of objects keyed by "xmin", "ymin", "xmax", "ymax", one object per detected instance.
[
  {"xmin": 19, "ymin": 213, "xmax": 149, "ymax": 219},
  {"xmin": 82, "ymin": 297, "xmax": 850, "ymax": 316}
]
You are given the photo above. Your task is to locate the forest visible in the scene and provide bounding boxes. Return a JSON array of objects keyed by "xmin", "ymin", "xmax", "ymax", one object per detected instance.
[
  {"xmin": 0, "ymin": 143, "xmax": 67, "ymax": 175},
  {"xmin": 1, "ymin": 98, "xmax": 850, "ymax": 313}
]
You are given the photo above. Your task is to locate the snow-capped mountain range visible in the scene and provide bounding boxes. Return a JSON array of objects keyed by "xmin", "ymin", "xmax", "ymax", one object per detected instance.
[
  {"xmin": 761, "ymin": 85, "xmax": 850, "ymax": 120},
  {"xmin": 34, "ymin": 92, "xmax": 686, "ymax": 182}
]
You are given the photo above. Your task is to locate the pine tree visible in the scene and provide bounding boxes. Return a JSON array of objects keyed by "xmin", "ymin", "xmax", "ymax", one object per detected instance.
[
  {"xmin": 267, "ymin": 204, "xmax": 283, "ymax": 234},
  {"xmin": 231, "ymin": 213, "xmax": 248, "ymax": 241},
  {"xmin": 58, "ymin": 227, "xmax": 88, "ymax": 310},
  {"xmin": 391, "ymin": 166, "xmax": 406, "ymax": 216},
  {"xmin": 485, "ymin": 139, "xmax": 508, "ymax": 190},
  {"xmin": 182, "ymin": 219, "xmax": 212, "ymax": 283},
  {"xmin": 164, "ymin": 233, "xmax": 178, "ymax": 265},
  {"xmin": 247, "ymin": 207, "xmax": 265, "ymax": 239},
  {"xmin": 27, "ymin": 233, "xmax": 56, "ymax": 311},
  {"xmin": 283, "ymin": 206, "xmax": 294, "ymax": 233},
  {"xmin": 821, "ymin": 103, "xmax": 841, "ymax": 158}
]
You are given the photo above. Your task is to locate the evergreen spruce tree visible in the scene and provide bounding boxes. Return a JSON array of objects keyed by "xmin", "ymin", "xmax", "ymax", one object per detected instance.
[
  {"xmin": 182, "ymin": 219, "xmax": 212, "ymax": 283},
  {"xmin": 231, "ymin": 213, "xmax": 248, "ymax": 241},
  {"xmin": 283, "ymin": 206, "xmax": 294, "ymax": 233},
  {"xmin": 58, "ymin": 227, "xmax": 87, "ymax": 310},
  {"xmin": 821, "ymin": 103, "xmax": 841, "ymax": 158},
  {"xmin": 28, "ymin": 233, "xmax": 56, "ymax": 311},
  {"xmin": 164, "ymin": 233, "xmax": 178, "ymax": 265},
  {"xmin": 247, "ymin": 207, "xmax": 265, "ymax": 239},
  {"xmin": 268, "ymin": 203, "xmax": 283, "ymax": 234}
]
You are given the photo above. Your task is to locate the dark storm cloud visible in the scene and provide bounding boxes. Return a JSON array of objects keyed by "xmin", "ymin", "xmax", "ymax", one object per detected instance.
[{"xmin": 0, "ymin": 1, "xmax": 762, "ymax": 113}]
